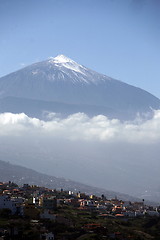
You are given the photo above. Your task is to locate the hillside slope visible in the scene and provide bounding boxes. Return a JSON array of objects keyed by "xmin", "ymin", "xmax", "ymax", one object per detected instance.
[{"xmin": 0, "ymin": 159, "xmax": 139, "ymax": 202}]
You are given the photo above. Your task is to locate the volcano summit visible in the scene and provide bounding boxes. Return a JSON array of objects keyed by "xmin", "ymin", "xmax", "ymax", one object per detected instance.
[{"xmin": 0, "ymin": 54, "xmax": 159, "ymax": 120}]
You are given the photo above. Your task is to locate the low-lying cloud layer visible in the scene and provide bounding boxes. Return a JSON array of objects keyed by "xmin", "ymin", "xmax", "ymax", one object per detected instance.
[
  {"xmin": 0, "ymin": 111, "xmax": 160, "ymax": 143},
  {"xmin": 0, "ymin": 111, "xmax": 160, "ymax": 201}
]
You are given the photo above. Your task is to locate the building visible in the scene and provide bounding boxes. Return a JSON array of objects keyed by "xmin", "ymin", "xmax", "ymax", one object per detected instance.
[
  {"xmin": 0, "ymin": 195, "xmax": 17, "ymax": 214},
  {"xmin": 39, "ymin": 196, "xmax": 57, "ymax": 210}
]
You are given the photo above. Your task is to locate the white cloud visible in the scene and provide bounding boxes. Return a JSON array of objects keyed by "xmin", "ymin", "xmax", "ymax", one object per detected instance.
[
  {"xmin": 0, "ymin": 111, "xmax": 160, "ymax": 143},
  {"xmin": 0, "ymin": 111, "xmax": 160, "ymax": 200}
]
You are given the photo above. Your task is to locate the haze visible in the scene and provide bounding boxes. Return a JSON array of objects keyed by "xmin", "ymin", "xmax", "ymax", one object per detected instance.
[{"xmin": 0, "ymin": 111, "xmax": 160, "ymax": 201}]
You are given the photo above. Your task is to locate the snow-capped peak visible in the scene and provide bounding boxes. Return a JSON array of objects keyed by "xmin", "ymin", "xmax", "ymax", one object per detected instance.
[
  {"xmin": 48, "ymin": 54, "xmax": 76, "ymax": 65},
  {"xmin": 48, "ymin": 54, "xmax": 87, "ymax": 76},
  {"xmin": 45, "ymin": 54, "xmax": 112, "ymax": 84},
  {"xmin": 53, "ymin": 54, "xmax": 74, "ymax": 64}
]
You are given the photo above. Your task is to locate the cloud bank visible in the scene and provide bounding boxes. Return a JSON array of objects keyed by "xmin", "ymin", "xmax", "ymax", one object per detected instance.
[
  {"xmin": 0, "ymin": 111, "xmax": 160, "ymax": 201},
  {"xmin": 0, "ymin": 111, "xmax": 160, "ymax": 143}
]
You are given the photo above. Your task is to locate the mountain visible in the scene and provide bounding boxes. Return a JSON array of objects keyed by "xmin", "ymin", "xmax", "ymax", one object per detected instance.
[
  {"xmin": 0, "ymin": 55, "xmax": 160, "ymax": 203},
  {"xmin": 0, "ymin": 54, "xmax": 159, "ymax": 120},
  {"xmin": 0, "ymin": 159, "xmax": 141, "ymax": 202}
]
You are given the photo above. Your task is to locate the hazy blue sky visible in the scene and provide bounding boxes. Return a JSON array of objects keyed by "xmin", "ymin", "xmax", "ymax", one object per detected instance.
[{"xmin": 0, "ymin": 0, "xmax": 160, "ymax": 97}]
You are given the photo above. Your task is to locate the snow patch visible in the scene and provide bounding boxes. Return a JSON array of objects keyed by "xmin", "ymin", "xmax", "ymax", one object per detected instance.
[
  {"xmin": 32, "ymin": 71, "xmax": 38, "ymax": 75},
  {"xmin": 53, "ymin": 54, "xmax": 73, "ymax": 64},
  {"xmin": 45, "ymin": 54, "xmax": 112, "ymax": 84},
  {"xmin": 48, "ymin": 55, "xmax": 87, "ymax": 76}
]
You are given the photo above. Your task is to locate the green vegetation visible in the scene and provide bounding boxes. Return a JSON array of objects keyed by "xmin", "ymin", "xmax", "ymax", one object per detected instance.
[{"xmin": 0, "ymin": 207, "xmax": 160, "ymax": 239}]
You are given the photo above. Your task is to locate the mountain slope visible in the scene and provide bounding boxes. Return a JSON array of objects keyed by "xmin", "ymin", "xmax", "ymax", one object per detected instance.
[
  {"xmin": 0, "ymin": 55, "xmax": 159, "ymax": 203},
  {"xmin": 0, "ymin": 55, "xmax": 159, "ymax": 120},
  {"xmin": 0, "ymin": 159, "xmax": 140, "ymax": 202}
]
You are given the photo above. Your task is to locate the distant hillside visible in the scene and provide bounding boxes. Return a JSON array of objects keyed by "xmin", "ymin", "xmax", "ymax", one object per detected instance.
[{"xmin": 0, "ymin": 159, "xmax": 141, "ymax": 202}]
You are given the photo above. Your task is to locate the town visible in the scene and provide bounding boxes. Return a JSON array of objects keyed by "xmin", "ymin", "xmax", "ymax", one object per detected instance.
[{"xmin": 0, "ymin": 181, "xmax": 160, "ymax": 240}]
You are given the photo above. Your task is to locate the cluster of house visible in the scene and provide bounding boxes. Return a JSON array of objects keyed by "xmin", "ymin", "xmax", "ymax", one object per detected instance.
[
  {"xmin": 0, "ymin": 181, "xmax": 160, "ymax": 218},
  {"xmin": 0, "ymin": 181, "xmax": 159, "ymax": 239},
  {"xmin": 64, "ymin": 193, "xmax": 160, "ymax": 218},
  {"xmin": 0, "ymin": 182, "xmax": 55, "ymax": 240}
]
